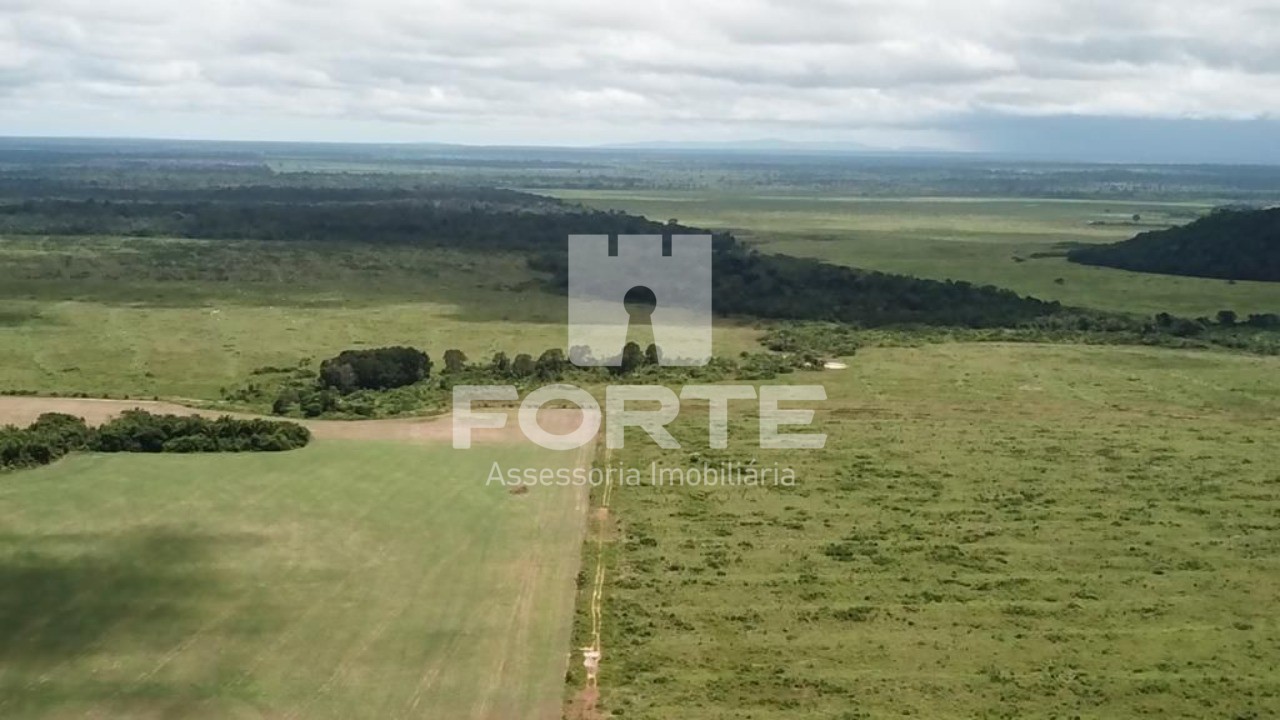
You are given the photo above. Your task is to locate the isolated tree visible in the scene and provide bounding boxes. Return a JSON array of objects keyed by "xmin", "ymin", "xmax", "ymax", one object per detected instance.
[
  {"xmin": 568, "ymin": 345, "xmax": 594, "ymax": 366},
  {"xmin": 443, "ymin": 349, "xmax": 468, "ymax": 373},
  {"xmin": 644, "ymin": 343, "xmax": 662, "ymax": 366},
  {"xmin": 511, "ymin": 353, "xmax": 536, "ymax": 378},
  {"xmin": 319, "ymin": 347, "xmax": 430, "ymax": 393},
  {"xmin": 320, "ymin": 362, "xmax": 359, "ymax": 395},
  {"xmin": 619, "ymin": 341, "xmax": 645, "ymax": 375},
  {"xmin": 491, "ymin": 351, "xmax": 510, "ymax": 375},
  {"xmin": 535, "ymin": 348, "xmax": 566, "ymax": 379}
]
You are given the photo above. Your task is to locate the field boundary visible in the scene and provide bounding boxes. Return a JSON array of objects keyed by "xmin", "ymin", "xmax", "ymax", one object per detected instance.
[
  {"xmin": 565, "ymin": 445, "xmax": 615, "ymax": 720},
  {"xmin": 0, "ymin": 395, "xmax": 588, "ymax": 444}
]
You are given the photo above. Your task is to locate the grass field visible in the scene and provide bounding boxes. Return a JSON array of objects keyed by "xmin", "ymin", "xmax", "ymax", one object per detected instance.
[
  {"xmin": 4, "ymin": 192, "xmax": 1278, "ymax": 720},
  {"xmin": 545, "ymin": 191, "xmax": 1279, "ymax": 317},
  {"xmin": 0, "ymin": 236, "xmax": 762, "ymax": 398},
  {"xmin": 584, "ymin": 343, "xmax": 1280, "ymax": 719},
  {"xmin": 0, "ymin": 439, "xmax": 591, "ymax": 719}
]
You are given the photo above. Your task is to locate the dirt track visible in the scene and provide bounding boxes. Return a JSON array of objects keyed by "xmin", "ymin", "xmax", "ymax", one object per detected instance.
[{"xmin": 0, "ymin": 396, "xmax": 591, "ymax": 444}]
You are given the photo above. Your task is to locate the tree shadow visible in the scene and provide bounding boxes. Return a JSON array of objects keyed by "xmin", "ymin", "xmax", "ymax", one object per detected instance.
[
  {"xmin": 0, "ymin": 526, "xmax": 268, "ymax": 714},
  {"xmin": 0, "ymin": 307, "xmax": 45, "ymax": 327}
]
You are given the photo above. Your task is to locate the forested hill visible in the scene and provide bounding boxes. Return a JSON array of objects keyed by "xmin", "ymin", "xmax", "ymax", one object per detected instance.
[{"xmin": 1067, "ymin": 207, "xmax": 1280, "ymax": 282}]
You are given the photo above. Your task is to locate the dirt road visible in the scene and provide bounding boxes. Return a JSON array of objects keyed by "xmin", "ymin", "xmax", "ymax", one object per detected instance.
[{"xmin": 0, "ymin": 395, "xmax": 591, "ymax": 444}]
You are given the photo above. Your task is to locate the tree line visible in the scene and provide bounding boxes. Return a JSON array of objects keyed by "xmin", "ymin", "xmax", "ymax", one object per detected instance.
[
  {"xmin": 253, "ymin": 342, "xmax": 820, "ymax": 419},
  {"xmin": 0, "ymin": 411, "xmax": 311, "ymax": 473},
  {"xmin": 529, "ymin": 233, "xmax": 1064, "ymax": 328},
  {"xmin": 0, "ymin": 184, "xmax": 1066, "ymax": 329},
  {"xmin": 3, "ymin": 182, "xmax": 1271, "ymax": 335}
]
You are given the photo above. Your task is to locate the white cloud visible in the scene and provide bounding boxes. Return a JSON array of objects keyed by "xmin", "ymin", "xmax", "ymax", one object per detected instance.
[{"xmin": 0, "ymin": 0, "xmax": 1277, "ymax": 145}]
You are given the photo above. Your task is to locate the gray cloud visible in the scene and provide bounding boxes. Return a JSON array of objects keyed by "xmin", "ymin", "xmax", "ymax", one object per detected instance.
[{"xmin": 0, "ymin": 0, "xmax": 1278, "ymax": 147}]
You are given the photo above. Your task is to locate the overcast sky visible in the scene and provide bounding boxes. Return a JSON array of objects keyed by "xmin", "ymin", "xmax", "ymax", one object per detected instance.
[{"xmin": 2, "ymin": 0, "xmax": 1278, "ymax": 161}]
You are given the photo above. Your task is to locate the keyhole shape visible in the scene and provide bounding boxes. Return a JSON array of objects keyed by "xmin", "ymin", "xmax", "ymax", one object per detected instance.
[{"xmin": 623, "ymin": 285, "xmax": 657, "ymax": 322}]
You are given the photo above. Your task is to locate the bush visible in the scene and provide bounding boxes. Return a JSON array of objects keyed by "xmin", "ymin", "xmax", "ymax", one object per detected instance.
[
  {"xmin": 90, "ymin": 410, "xmax": 310, "ymax": 454},
  {"xmin": 0, "ymin": 413, "xmax": 93, "ymax": 471}
]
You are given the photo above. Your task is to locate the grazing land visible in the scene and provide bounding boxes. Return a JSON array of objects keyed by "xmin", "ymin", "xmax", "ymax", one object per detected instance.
[
  {"xmin": 580, "ymin": 343, "xmax": 1280, "ymax": 719},
  {"xmin": 2, "ymin": 144, "xmax": 1277, "ymax": 719},
  {"xmin": 546, "ymin": 191, "xmax": 1279, "ymax": 317},
  {"xmin": 0, "ymin": 235, "xmax": 761, "ymax": 399},
  {"xmin": 0, "ymin": 438, "xmax": 593, "ymax": 720}
]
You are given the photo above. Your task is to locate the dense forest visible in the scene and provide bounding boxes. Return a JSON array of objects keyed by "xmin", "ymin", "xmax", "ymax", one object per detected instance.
[
  {"xmin": 530, "ymin": 236, "xmax": 1061, "ymax": 327},
  {"xmin": 1068, "ymin": 207, "xmax": 1280, "ymax": 281}
]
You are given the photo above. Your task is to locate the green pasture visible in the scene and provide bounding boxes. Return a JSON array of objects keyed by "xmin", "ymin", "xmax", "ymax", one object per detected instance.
[
  {"xmin": 0, "ymin": 236, "xmax": 762, "ymax": 399},
  {"xmin": 588, "ymin": 342, "xmax": 1280, "ymax": 719},
  {"xmin": 0, "ymin": 440, "xmax": 588, "ymax": 719}
]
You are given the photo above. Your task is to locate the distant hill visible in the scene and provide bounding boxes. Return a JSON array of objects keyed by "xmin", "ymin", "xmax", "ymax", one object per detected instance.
[
  {"xmin": 605, "ymin": 138, "xmax": 876, "ymax": 153},
  {"xmin": 1068, "ymin": 207, "xmax": 1280, "ymax": 282}
]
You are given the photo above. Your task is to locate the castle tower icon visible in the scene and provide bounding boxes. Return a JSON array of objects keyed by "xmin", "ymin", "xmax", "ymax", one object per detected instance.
[{"xmin": 568, "ymin": 234, "xmax": 713, "ymax": 367}]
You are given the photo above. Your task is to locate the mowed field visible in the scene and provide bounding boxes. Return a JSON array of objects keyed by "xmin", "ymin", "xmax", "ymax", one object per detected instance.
[
  {"xmin": 545, "ymin": 191, "xmax": 1280, "ymax": 317},
  {"xmin": 0, "ymin": 236, "xmax": 763, "ymax": 399},
  {"xmin": 0, "ymin": 439, "xmax": 593, "ymax": 719},
  {"xmin": 585, "ymin": 343, "xmax": 1280, "ymax": 719}
]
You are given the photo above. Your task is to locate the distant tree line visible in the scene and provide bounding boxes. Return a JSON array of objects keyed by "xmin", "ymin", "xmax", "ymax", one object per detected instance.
[
  {"xmin": 5, "ymin": 139, "xmax": 1280, "ymax": 200},
  {"xmin": 530, "ymin": 233, "xmax": 1064, "ymax": 328},
  {"xmin": 0, "ymin": 184, "xmax": 1067, "ymax": 329},
  {"xmin": 1068, "ymin": 207, "xmax": 1280, "ymax": 281},
  {"xmin": 0, "ymin": 410, "xmax": 310, "ymax": 473},
  {"xmin": 760, "ymin": 309, "xmax": 1280, "ymax": 357},
  {"xmin": 0, "ymin": 197, "xmax": 663, "ymax": 251},
  {"xmin": 3, "ymin": 182, "xmax": 1272, "ymax": 334}
]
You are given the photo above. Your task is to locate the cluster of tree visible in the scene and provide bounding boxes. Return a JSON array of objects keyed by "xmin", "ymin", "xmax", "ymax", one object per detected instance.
[
  {"xmin": 480, "ymin": 348, "xmax": 573, "ymax": 380},
  {"xmin": 0, "ymin": 413, "xmax": 94, "ymax": 471},
  {"xmin": 92, "ymin": 411, "xmax": 311, "ymax": 453},
  {"xmin": 319, "ymin": 347, "xmax": 432, "ymax": 394},
  {"xmin": 445, "ymin": 343, "xmax": 734, "ymax": 382},
  {"xmin": 761, "ymin": 323, "xmax": 862, "ymax": 358},
  {"xmin": 1, "ymin": 411, "xmax": 309, "ymax": 472},
  {"xmin": 268, "ymin": 346, "xmax": 537, "ymax": 418},
  {"xmin": 272, "ymin": 346, "xmax": 578, "ymax": 417},
  {"xmin": 262, "ymin": 338, "xmax": 826, "ymax": 419},
  {"xmin": 1150, "ymin": 310, "xmax": 1280, "ymax": 335},
  {"xmin": 1068, "ymin": 207, "xmax": 1280, "ymax": 281}
]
